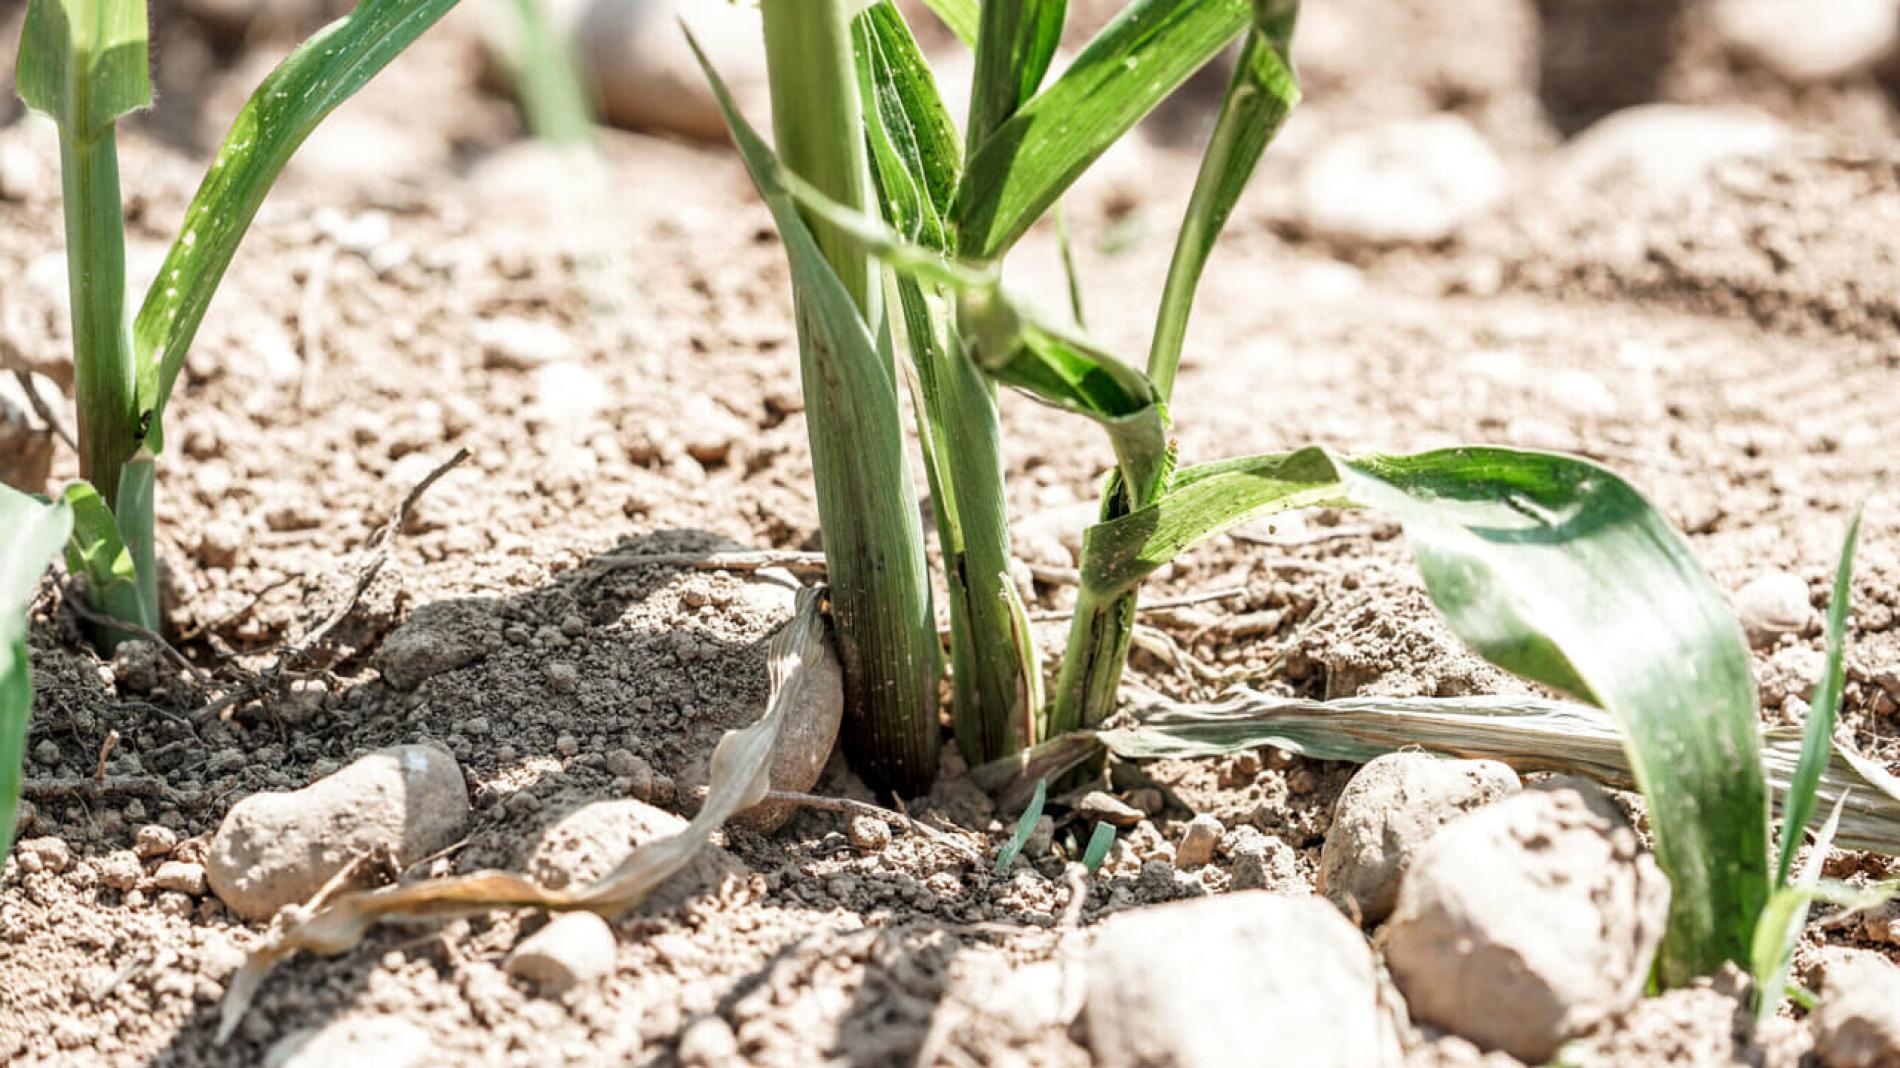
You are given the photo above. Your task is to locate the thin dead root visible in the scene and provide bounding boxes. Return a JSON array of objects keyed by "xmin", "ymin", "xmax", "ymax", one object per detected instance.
[
  {"xmin": 60, "ymin": 594, "xmax": 211, "ymax": 686},
  {"xmin": 756, "ymin": 790, "xmax": 986, "ymax": 864},
  {"xmin": 193, "ymin": 448, "xmax": 470, "ymax": 724}
]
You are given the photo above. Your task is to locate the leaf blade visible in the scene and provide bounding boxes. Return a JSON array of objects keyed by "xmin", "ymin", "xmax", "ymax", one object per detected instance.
[
  {"xmin": 1775, "ymin": 501, "xmax": 1865, "ymax": 887},
  {"xmin": 0, "ymin": 486, "xmax": 74, "ymax": 861},
  {"xmin": 955, "ymin": 0, "xmax": 1251, "ymax": 260},
  {"xmin": 133, "ymin": 0, "xmax": 460, "ymax": 451}
]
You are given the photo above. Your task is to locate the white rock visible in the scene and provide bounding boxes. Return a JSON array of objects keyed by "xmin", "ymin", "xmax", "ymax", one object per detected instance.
[
  {"xmin": 207, "ymin": 744, "xmax": 469, "ymax": 919},
  {"xmin": 1552, "ymin": 104, "xmax": 1790, "ymax": 197},
  {"xmin": 152, "ymin": 860, "xmax": 208, "ymax": 896},
  {"xmin": 505, "ymin": 911, "xmax": 617, "ymax": 995},
  {"xmin": 1174, "ymin": 814, "xmax": 1224, "ymax": 870},
  {"xmin": 1382, "ymin": 782, "xmax": 1670, "ymax": 1063},
  {"xmin": 474, "ymin": 316, "xmax": 579, "ymax": 370},
  {"xmin": 531, "ymin": 361, "xmax": 608, "ymax": 429},
  {"xmin": 1714, "ymin": 0, "xmax": 1899, "ymax": 85},
  {"xmin": 524, "ymin": 798, "xmax": 747, "ymax": 910},
  {"xmin": 266, "ymin": 1014, "xmax": 431, "ymax": 1068},
  {"xmin": 1813, "ymin": 947, "xmax": 1900, "ymax": 1068},
  {"xmin": 1297, "ymin": 115, "xmax": 1507, "ymax": 245},
  {"xmin": 1086, "ymin": 893, "xmax": 1403, "ymax": 1068},
  {"xmin": 1319, "ymin": 752, "xmax": 1520, "ymax": 924},
  {"xmin": 1736, "ymin": 570, "xmax": 1812, "ymax": 644},
  {"xmin": 580, "ymin": 0, "xmax": 767, "ymax": 142},
  {"xmin": 677, "ymin": 1014, "xmax": 740, "ymax": 1067}
]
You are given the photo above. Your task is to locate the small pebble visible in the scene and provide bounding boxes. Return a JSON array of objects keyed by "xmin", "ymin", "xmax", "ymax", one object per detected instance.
[
  {"xmin": 504, "ymin": 911, "xmax": 617, "ymax": 995},
  {"xmin": 1175, "ymin": 814, "xmax": 1224, "ymax": 870},
  {"xmin": 152, "ymin": 861, "xmax": 208, "ymax": 896},
  {"xmin": 17, "ymin": 836, "xmax": 71, "ymax": 874},
  {"xmin": 677, "ymin": 1015, "xmax": 740, "ymax": 1067},
  {"xmin": 135, "ymin": 824, "xmax": 179, "ymax": 858},
  {"xmin": 847, "ymin": 815, "xmax": 891, "ymax": 853},
  {"xmin": 547, "ymin": 662, "xmax": 579, "ymax": 693},
  {"xmin": 33, "ymin": 739, "xmax": 60, "ymax": 767},
  {"xmin": 95, "ymin": 850, "xmax": 142, "ymax": 891},
  {"xmin": 1736, "ymin": 570, "xmax": 1811, "ymax": 644},
  {"xmin": 1077, "ymin": 792, "xmax": 1144, "ymax": 828}
]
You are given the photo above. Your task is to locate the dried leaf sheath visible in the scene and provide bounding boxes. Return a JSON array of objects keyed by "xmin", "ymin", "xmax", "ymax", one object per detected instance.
[{"xmin": 216, "ymin": 589, "xmax": 836, "ymax": 1043}]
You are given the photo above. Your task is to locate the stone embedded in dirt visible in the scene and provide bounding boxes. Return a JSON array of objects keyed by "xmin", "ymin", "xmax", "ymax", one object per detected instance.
[
  {"xmin": 846, "ymin": 815, "xmax": 891, "ymax": 853},
  {"xmin": 95, "ymin": 850, "xmax": 143, "ymax": 891},
  {"xmin": 1175, "ymin": 813, "xmax": 1224, "ymax": 870},
  {"xmin": 1382, "ymin": 781, "xmax": 1671, "ymax": 1063},
  {"xmin": 1561, "ymin": 965, "xmax": 1810, "ymax": 1068},
  {"xmin": 1228, "ymin": 827, "xmax": 1301, "ymax": 891},
  {"xmin": 152, "ymin": 861, "xmax": 208, "ymax": 896},
  {"xmin": 1551, "ymin": 105, "xmax": 1790, "ymax": 197},
  {"xmin": 265, "ymin": 1014, "xmax": 432, "ymax": 1068},
  {"xmin": 730, "ymin": 629, "xmax": 844, "ymax": 834},
  {"xmin": 473, "ymin": 315, "xmax": 579, "ymax": 370},
  {"xmin": 1320, "ymin": 752, "xmax": 1521, "ymax": 924},
  {"xmin": 1297, "ymin": 115, "xmax": 1508, "ymax": 245},
  {"xmin": 110, "ymin": 639, "xmax": 167, "ymax": 694},
  {"xmin": 678, "ymin": 396, "xmax": 749, "ymax": 466},
  {"xmin": 524, "ymin": 798, "xmax": 748, "ymax": 911},
  {"xmin": 375, "ymin": 600, "xmax": 500, "ymax": 690},
  {"xmin": 134, "ymin": 824, "xmax": 178, "ymax": 859},
  {"xmin": 579, "ymin": 0, "xmax": 766, "ymax": 143},
  {"xmin": 1086, "ymin": 892, "xmax": 1403, "ymax": 1068},
  {"xmin": 206, "ymin": 744, "xmax": 469, "ymax": 920},
  {"xmin": 14, "ymin": 836, "xmax": 71, "ymax": 875},
  {"xmin": 1736, "ymin": 570, "xmax": 1813, "ymax": 644},
  {"xmin": 678, "ymin": 1014, "xmax": 741, "ymax": 1067},
  {"xmin": 1076, "ymin": 791, "xmax": 1145, "ymax": 828},
  {"xmin": 1713, "ymin": 0, "xmax": 1899, "ymax": 85},
  {"xmin": 505, "ymin": 911, "xmax": 617, "ymax": 996},
  {"xmin": 1812, "ymin": 947, "xmax": 1900, "ymax": 1068}
]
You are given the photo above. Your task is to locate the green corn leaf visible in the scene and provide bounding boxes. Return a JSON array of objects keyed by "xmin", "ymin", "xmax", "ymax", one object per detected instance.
[
  {"xmin": 61, "ymin": 478, "xmax": 150, "ymax": 642},
  {"xmin": 1077, "ymin": 444, "xmax": 1767, "ymax": 982},
  {"xmin": 16, "ymin": 0, "xmax": 151, "ymax": 141},
  {"xmin": 854, "ymin": 0, "xmax": 962, "ymax": 250},
  {"xmin": 1147, "ymin": 0, "xmax": 1299, "ymax": 400},
  {"xmin": 133, "ymin": 0, "xmax": 461, "ymax": 453},
  {"xmin": 1081, "ymin": 449, "xmax": 1349, "ymax": 598},
  {"xmin": 766, "ymin": 157, "xmax": 1174, "ymax": 504},
  {"xmin": 994, "ymin": 778, "xmax": 1048, "ymax": 872},
  {"xmin": 955, "ymin": 0, "xmax": 1251, "ymax": 260},
  {"xmin": 0, "ymin": 486, "xmax": 74, "ymax": 860},
  {"xmin": 1776, "ymin": 501, "xmax": 1867, "ymax": 887},
  {"xmin": 1753, "ymin": 797, "xmax": 1848, "ymax": 1022},
  {"xmin": 967, "ymin": 0, "xmax": 1065, "ymax": 149},
  {"xmin": 692, "ymin": 27, "xmax": 943, "ymax": 793},
  {"xmin": 1082, "ymin": 821, "xmax": 1115, "ymax": 873},
  {"xmin": 915, "ymin": 0, "xmax": 979, "ymax": 47}
]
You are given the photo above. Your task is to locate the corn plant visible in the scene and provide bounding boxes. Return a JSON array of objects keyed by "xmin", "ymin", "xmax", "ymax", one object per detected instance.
[
  {"xmin": 0, "ymin": 492, "xmax": 71, "ymax": 860},
  {"xmin": 6, "ymin": 0, "xmax": 459, "ymax": 651},
  {"xmin": 694, "ymin": 0, "xmax": 1783, "ymax": 986}
]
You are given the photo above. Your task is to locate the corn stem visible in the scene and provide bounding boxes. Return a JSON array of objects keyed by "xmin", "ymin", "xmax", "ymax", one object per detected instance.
[
  {"xmin": 761, "ymin": 0, "xmax": 941, "ymax": 793},
  {"xmin": 55, "ymin": 128, "xmax": 156, "ymax": 644}
]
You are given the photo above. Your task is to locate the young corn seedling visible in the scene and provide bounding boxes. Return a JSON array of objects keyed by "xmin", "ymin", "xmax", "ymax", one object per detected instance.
[
  {"xmin": 8, "ymin": 0, "xmax": 459, "ymax": 651},
  {"xmin": 700, "ymin": 0, "xmax": 1780, "ymax": 985}
]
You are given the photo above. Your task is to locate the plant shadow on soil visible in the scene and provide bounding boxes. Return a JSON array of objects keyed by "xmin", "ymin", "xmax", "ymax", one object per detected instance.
[{"xmin": 22, "ymin": 527, "xmax": 897, "ymax": 1065}]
